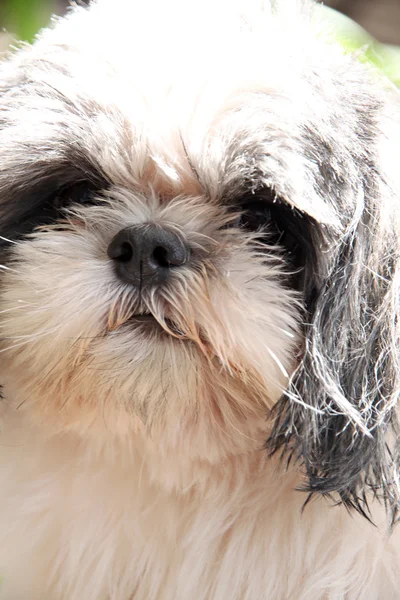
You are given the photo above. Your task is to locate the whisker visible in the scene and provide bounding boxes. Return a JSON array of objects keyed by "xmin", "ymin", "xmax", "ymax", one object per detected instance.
[
  {"xmin": 279, "ymin": 327, "xmax": 296, "ymax": 339},
  {"xmin": 0, "ymin": 235, "xmax": 18, "ymax": 245},
  {"xmin": 0, "ymin": 265, "xmax": 18, "ymax": 273},
  {"xmin": 264, "ymin": 345, "xmax": 289, "ymax": 379}
]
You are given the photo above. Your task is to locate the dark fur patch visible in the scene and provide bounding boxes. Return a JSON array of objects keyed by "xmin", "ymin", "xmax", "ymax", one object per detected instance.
[{"xmin": 0, "ymin": 159, "xmax": 108, "ymax": 246}]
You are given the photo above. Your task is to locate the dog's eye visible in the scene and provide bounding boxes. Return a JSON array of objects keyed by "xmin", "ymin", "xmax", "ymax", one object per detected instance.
[
  {"xmin": 234, "ymin": 198, "xmax": 304, "ymax": 257},
  {"xmin": 52, "ymin": 181, "xmax": 99, "ymax": 210},
  {"xmin": 235, "ymin": 200, "xmax": 274, "ymax": 232},
  {"xmin": 235, "ymin": 199, "xmax": 287, "ymax": 243}
]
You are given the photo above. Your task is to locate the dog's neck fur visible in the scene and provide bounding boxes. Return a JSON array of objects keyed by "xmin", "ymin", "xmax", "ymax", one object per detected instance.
[{"xmin": 0, "ymin": 401, "xmax": 398, "ymax": 600}]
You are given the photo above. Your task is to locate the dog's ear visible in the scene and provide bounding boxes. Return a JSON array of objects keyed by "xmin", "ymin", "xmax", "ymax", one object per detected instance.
[{"xmin": 267, "ymin": 78, "xmax": 400, "ymax": 522}]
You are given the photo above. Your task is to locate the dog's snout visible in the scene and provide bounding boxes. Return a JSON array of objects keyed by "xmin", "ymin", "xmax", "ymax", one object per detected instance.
[{"xmin": 107, "ymin": 224, "xmax": 190, "ymax": 286}]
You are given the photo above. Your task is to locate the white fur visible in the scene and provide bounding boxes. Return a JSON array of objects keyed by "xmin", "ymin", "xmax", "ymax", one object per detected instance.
[
  {"xmin": 0, "ymin": 0, "xmax": 399, "ymax": 598},
  {"xmin": 0, "ymin": 410, "xmax": 399, "ymax": 600}
]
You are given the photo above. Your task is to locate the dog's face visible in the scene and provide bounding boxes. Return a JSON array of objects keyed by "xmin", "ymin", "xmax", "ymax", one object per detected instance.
[{"xmin": 0, "ymin": 0, "xmax": 399, "ymax": 515}]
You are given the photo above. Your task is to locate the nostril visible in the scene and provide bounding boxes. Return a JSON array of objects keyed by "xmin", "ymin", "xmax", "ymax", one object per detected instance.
[
  {"xmin": 152, "ymin": 246, "xmax": 171, "ymax": 268},
  {"xmin": 118, "ymin": 241, "xmax": 134, "ymax": 263},
  {"xmin": 108, "ymin": 240, "xmax": 134, "ymax": 263}
]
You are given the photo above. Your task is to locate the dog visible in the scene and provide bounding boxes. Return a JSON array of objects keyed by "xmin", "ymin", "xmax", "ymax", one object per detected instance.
[{"xmin": 0, "ymin": 0, "xmax": 399, "ymax": 597}]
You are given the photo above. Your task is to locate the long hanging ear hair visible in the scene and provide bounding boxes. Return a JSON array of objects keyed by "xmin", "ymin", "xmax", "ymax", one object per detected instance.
[{"xmin": 267, "ymin": 70, "xmax": 400, "ymax": 523}]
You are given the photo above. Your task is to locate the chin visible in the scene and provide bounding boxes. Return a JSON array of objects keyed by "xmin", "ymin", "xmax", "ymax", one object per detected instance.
[{"xmin": 0, "ymin": 1, "xmax": 399, "ymax": 598}]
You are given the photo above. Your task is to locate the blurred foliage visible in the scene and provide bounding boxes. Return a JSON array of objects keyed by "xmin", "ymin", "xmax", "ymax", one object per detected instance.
[
  {"xmin": 0, "ymin": 0, "xmax": 56, "ymax": 43},
  {"xmin": 318, "ymin": 6, "xmax": 400, "ymax": 88}
]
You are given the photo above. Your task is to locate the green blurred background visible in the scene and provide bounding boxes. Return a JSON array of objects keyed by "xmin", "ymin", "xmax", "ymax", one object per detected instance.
[
  {"xmin": 0, "ymin": 0, "xmax": 90, "ymax": 46},
  {"xmin": 1, "ymin": 0, "xmax": 54, "ymax": 44}
]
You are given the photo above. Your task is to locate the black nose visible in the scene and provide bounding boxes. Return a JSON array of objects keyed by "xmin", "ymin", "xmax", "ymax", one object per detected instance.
[{"xmin": 107, "ymin": 224, "xmax": 190, "ymax": 287}]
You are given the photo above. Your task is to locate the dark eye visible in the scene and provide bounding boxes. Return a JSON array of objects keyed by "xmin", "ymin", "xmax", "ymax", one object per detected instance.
[
  {"xmin": 234, "ymin": 197, "xmax": 306, "ymax": 258},
  {"xmin": 235, "ymin": 199, "xmax": 289, "ymax": 246},
  {"xmin": 236, "ymin": 200, "xmax": 274, "ymax": 232},
  {"xmin": 52, "ymin": 181, "xmax": 99, "ymax": 210},
  {"xmin": 231, "ymin": 195, "xmax": 317, "ymax": 294}
]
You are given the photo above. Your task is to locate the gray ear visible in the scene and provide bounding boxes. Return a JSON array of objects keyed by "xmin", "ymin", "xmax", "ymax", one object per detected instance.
[{"xmin": 267, "ymin": 92, "xmax": 400, "ymax": 524}]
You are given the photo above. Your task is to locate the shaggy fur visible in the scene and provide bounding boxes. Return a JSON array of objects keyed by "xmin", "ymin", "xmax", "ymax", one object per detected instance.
[{"xmin": 0, "ymin": 0, "xmax": 399, "ymax": 598}]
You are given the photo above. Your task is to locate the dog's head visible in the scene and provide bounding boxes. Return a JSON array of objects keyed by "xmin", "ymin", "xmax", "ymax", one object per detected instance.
[{"xmin": 0, "ymin": 0, "xmax": 399, "ymax": 518}]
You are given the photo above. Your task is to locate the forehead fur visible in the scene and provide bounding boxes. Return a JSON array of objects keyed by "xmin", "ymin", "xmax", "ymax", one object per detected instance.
[{"xmin": 0, "ymin": 0, "xmax": 385, "ymax": 228}]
